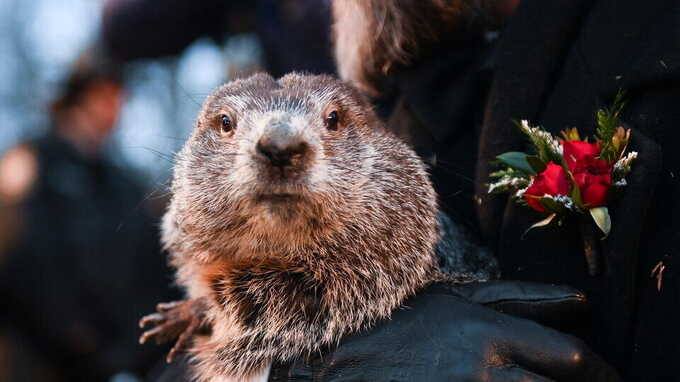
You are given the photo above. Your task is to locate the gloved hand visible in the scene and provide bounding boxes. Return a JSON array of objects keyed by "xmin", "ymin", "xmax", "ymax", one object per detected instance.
[{"xmin": 273, "ymin": 281, "xmax": 621, "ymax": 382}]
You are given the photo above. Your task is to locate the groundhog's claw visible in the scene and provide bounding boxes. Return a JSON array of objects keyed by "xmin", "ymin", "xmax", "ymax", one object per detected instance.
[
  {"xmin": 157, "ymin": 301, "xmax": 183, "ymax": 311},
  {"xmin": 165, "ymin": 317, "xmax": 200, "ymax": 363},
  {"xmin": 138, "ymin": 298, "xmax": 208, "ymax": 362},
  {"xmin": 139, "ymin": 313, "xmax": 164, "ymax": 328}
]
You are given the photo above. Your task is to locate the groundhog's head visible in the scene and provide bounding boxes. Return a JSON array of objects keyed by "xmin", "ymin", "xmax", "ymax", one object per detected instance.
[{"xmin": 165, "ymin": 73, "xmax": 437, "ymax": 261}]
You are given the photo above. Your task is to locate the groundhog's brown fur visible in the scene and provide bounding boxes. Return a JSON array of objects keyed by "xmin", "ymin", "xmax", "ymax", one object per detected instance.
[{"xmin": 161, "ymin": 73, "xmax": 440, "ymax": 381}]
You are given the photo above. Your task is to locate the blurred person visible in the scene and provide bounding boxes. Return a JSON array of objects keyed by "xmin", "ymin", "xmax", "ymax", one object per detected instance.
[
  {"xmin": 101, "ymin": 0, "xmax": 335, "ymax": 78},
  {"xmin": 0, "ymin": 47, "xmax": 178, "ymax": 381}
]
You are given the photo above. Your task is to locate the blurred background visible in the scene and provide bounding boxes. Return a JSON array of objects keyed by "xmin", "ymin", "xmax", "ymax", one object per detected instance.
[{"xmin": 0, "ymin": 0, "xmax": 333, "ymax": 381}]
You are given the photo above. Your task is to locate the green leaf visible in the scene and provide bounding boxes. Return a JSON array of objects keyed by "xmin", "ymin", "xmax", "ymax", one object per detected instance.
[
  {"xmin": 523, "ymin": 213, "xmax": 557, "ymax": 238},
  {"xmin": 539, "ymin": 197, "xmax": 567, "ymax": 214},
  {"xmin": 570, "ymin": 182, "xmax": 584, "ymax": 209},
  {"xmin": 496, "ymin": 152, "xmax": 536, "ymax": 175},
  {"xmin": 489, "ymin": 168, "xmax": 529, "ymax": 180},
  {"xmin": 590, "ymin": 207, "xmax": 611, "ymax": 238},
  {"xmin": 526, "ymin": 155, "xmax": 547, "ymax": 173},
  {"xmin": 596, "ymin": 90, "xmax": 627, "ymax": 162}
]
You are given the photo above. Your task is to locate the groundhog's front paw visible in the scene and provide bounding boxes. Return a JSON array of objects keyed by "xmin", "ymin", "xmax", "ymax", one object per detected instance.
[{"xmin": 139, "ymin": 297, "xmax": 209, "ymax": 362}]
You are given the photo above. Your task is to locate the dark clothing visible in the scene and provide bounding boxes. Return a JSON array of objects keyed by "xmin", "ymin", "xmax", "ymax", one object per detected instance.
[
  {"xmin": 102, "ymin": 0, "xmax": 231, "ymax": 60},
  {"xmin": 102, "ymin": 0, "xmax": 335, "ymax": 77},
  {"xmin": 380, "ymin": 31, "xmax": 494, "ymax": 233},
  {"xmin": 255, "ymin": 0, "xmax": 335, "ymax": 78},
  {"xmin": 475, "ymin": 0, "xmax": 680, "ymax": 379},
  {"xmin": 435, "ymin": 212, "xmax": 498, "ymax": 280},
  {"xmin": 0, "ymin": 134, "xmax": 178, "ymax": 381}
]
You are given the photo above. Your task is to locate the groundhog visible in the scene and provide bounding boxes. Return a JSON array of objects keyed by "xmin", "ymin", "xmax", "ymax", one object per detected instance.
[{"xmin": 140, "ymin": 73, "xmax": 466, "ymax": 382}]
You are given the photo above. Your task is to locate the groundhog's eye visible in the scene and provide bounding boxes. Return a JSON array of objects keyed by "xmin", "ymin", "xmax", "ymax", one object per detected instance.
[
  {"xmin": 325, "ymin": 110, "xmax": 339, "ymax": 131},
  {"xmin": 220, "ymin": 115, "xmax": 234, "ymax": 133}
]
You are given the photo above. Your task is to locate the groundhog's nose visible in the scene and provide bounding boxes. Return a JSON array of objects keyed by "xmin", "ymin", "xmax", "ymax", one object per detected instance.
[{"xmin": 256, "ymin": 136, "xmax": 309, "ymax": 168}]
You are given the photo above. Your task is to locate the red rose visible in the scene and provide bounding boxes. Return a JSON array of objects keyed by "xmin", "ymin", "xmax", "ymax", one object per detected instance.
[
  {"xmin": 524, "ymin": 162, "xmax": 570, "ymax": 212},
  {"xmin": 562, "ymin": 140, "xmax": 601, "ymax": 172},
  {"xmin": 574, "ymin": 171, "xmax": 611, "ymax": 207},
  {"xmin": 561, "ymin": 140, "xmax": 614, "ymax": 207}
]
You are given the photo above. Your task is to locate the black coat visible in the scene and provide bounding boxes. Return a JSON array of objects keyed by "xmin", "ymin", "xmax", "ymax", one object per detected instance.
[
  {"xmin": 380, "ymin": 31, "xmax": 494, "ymax": 232},
  {"xmin": 475, "ymin": 0, "xmax": 680, "ymax": 379}
]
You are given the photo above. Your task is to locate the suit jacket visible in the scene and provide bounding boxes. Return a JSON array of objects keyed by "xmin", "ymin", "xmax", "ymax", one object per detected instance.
[{"xmin": 475, "ymin": 0, "xmax": 680, "ymax": 379}]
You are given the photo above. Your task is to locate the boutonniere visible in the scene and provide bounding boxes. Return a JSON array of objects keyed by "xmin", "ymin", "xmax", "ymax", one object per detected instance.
[{"xmin": 488, "ymin": 92, "xmax": 637, "ymax": 275}]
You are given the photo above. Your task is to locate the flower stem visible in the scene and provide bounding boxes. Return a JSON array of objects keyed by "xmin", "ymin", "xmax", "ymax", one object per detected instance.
[{"xmin": 580, "ymin": 216, "xmax": 600, "ymax": 276}]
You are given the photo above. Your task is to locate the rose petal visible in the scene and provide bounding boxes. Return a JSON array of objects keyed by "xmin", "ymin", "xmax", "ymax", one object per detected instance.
[
  {"xmin": 541, "ymin": 162, "xmax": 570, "ymax": 195},
  {"xmin": 562, "ymin": 140, "xmax": 601, "ymax": 172},
  {"xmin": 578, "ymin": 173, "xmax": 612, "ymax": 207},
  {"xmin": 523, "ymin": 162, "xmax": 570, "ymax": 212},
  {"xmin": 525, "ymin": 194, "xmax": 546, "ymax": 213}
]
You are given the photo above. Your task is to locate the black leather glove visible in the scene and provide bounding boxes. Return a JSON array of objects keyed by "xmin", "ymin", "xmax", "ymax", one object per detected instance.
[{"xmin": 273, "ymin": 281, "xmax": 621, "ymax": 382}]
